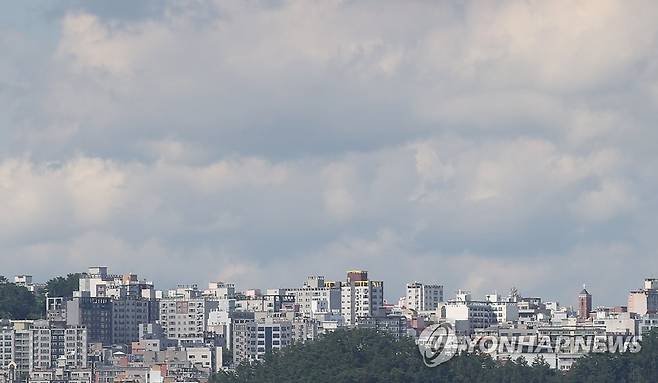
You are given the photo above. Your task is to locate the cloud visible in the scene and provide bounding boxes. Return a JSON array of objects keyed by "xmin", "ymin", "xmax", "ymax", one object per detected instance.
[
  {"xmin": 573, "ymin": 179, "xmax": 636, "ymax": 222},
  {"xmin": 1, "ymin": 1, "xmax": 658, "ymax": 304}
]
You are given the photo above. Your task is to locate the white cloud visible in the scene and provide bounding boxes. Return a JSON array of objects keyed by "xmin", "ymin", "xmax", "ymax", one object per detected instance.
[
  {"xmin": 1, "ymin": 1, "xmax": 658, "ymax": 303},
  {"xmin": 573, "ymin": 179, "xmax": 636, "ymax": 222}
]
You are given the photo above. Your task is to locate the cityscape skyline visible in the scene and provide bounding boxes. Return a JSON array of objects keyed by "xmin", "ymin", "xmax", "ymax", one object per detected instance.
[
  {"xmin": 3, "ymin": 264, "xmax": 657, "ymax": 374},
  {"xmin": 6, "ymin": 266, "xmax": 652, "ymax": 310}
]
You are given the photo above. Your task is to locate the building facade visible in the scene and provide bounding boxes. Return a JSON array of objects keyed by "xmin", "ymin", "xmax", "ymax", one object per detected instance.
[
  {"xmin": 341, "ymin": 271, "xmax": 384, "ymax": 326},
  {"xmin": 158, "ymin": 286, "xmax": 219, "ymax": 346},
  {"xmin": 578, "ymin": 288, "xmax": 592, "ymax": 320},
  {"xmin": 628, "ymin": 279, "xmax": 658, "ymax": 316},
  {"xmin": 406, "ymin": 282, "xmax": 443, "ymax": 312},
  {"xmin": 232, "ymin": 319, "xmax": 292, "ymax": 365}
]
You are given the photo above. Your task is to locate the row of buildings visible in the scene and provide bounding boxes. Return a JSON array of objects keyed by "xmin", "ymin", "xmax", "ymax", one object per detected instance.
[{"xmin": 1, "ymin": 267, "xmax": 658, "ymax": 381}]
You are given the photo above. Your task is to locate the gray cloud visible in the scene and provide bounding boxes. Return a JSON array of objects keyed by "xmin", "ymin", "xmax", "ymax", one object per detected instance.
[{"xmin": 2, "ymin": 0, "xmax": 658, "ymax": 307}]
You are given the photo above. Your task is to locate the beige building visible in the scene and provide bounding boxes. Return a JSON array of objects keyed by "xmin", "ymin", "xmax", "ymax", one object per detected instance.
[{"xmin": 628, "ymin": 278, "xmax": 658, "ymax": 316}]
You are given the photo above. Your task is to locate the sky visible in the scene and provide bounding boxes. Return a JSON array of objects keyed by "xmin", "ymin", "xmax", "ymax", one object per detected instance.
[{"xmin": 2, "ymin": 0, "xmax": 658, "ymax": 307}]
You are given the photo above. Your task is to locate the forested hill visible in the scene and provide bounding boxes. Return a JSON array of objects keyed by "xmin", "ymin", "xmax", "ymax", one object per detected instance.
[{"xmin": 212, "ymin": 328, "xmax": 658, "ymax": 383}]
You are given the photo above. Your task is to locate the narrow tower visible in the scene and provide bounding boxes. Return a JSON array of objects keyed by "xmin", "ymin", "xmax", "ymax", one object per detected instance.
[{"xmin": 578, "ymin": 285, "xmax": 592, "ymax": 320}]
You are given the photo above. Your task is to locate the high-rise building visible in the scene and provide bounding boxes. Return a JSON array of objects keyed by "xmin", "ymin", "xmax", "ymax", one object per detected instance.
[
  {"xmin": 66, "ymin": 297, "xmax": 113, "ymax": 345},
  {"xmin": 19, "ymin": 320, "xmax": 88, "ymax": 372},
  {"xmin": 11, "ymin": 322, "xmax": 31, "ymax": 376},
  {"xmin": 70, "ymin": 267, "xmax": 159, "ymax": 346},
  {"xmin": 283, "ymin": 276, "xmax": 342, "ymax": 316},
  {"xmin": 0, "ymin": 320, "xmax": 13, "ymax": 371},
  {"xmin": 232, "ymin": 319, "xmax": 292, "ymax": 365},
  {"xmin": 405, "ymin": 282, "xmax": 443, "ymax": 312},
  {"xmin": 112, "ymin": 297, "xmax": 157, "ymax": 345},
  {"xmin": 158, "ymin": 285, "xmax": 219, "ymax": 346},
  {"xmin": 340, "ymin": 270, "xmax": 384, "ymax": 326},
  {"xmin": 578, "ymin": 287, "xmax": 592, "ymax": 320}
]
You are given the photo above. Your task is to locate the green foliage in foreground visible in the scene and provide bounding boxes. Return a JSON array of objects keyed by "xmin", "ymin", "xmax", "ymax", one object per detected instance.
[
  {"xmin": 0, "ymin": 276, "xmax": 40, "ymax": 319},
  {"xmin": 45, "ymin": 273, "xmax": 81, "ymax": 298},
  {"xmin": 0, "ymin": 273, "xmax": 80, "ymax": 320},
  {"xmin": 212, "ymin": 328, "xmax": 658, "ymax": 383}
]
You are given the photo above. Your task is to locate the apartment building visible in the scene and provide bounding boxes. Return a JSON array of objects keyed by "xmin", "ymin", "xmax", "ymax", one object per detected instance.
[
  {"xmin": 341, "ymin": 271, "xmax": 384, "ymax": 326},
  {"xmin": 203, "ymin": 282, "xmax": 235, "ymax": 299},
  {"xmin": 12, "ymin": 322, "xmax": 31, "ymax": 376},
  {"xmin": 112, "ymin": 297, "xmax": 157, "ymax": 346},
  {"xmin": 444, "ymin": 290, "xmax": 520, "ymax": 335},
  {"xmin": 628, "ymin": 278, "xmax": 658, "ymax": 316},
  {"xmin": 159, "ymin": 285, "xmax": 219, "ymax": 346},
  {"xmin": 66, "ymin": 297, "xmax": 113, "ymax": 345},
  {"xmin": 281, "ymin": 276, "xmax": 342, "ymax": 316},
  {"xmin": 232, "ymin": 319, "xmax": 292, "ymax": 365},
  {"xmin": 28, "ymin": 321, "xmax": 88, "ymax": 372},
  {"xmin": 0, "ymin": 321, "xmax": 12, "ymax": 370},
  {"xmin": 235, "ymin": 293, "xmax": 295, "ymax": 313},
  {"xmin": 406, "ymin": 282, "xmax": 443, "ymax": 312}
]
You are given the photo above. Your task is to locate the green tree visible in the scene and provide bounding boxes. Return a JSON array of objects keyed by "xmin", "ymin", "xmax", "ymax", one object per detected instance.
[
  {"xmin": 0, "ymin": 276, "xmax": 40, "ymax": 319},
  {"xmin": 211, "ymin": 328, "xmax": 658, "ymax": 383},
  {"xmin": 45, "ymin": 273, "xmax": 80, "ymax": 298}
]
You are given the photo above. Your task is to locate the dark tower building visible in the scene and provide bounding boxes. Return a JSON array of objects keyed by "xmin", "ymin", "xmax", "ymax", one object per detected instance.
[{"xmin": 578, "ymin": 286, "xmax": 592, "ymax": 320}]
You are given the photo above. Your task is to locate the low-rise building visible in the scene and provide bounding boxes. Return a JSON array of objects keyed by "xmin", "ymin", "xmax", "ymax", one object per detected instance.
[{"xmin": 628, "ymin": 278, "xmax": 658, "ymax": 316}]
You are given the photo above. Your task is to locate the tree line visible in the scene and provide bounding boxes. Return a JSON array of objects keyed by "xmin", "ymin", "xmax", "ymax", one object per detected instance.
[
  {"xmin": 212, "ymin": 328, "xmax": 658, "ymax": 383},
  {"xmin": 0, "ymin": 274, "xmax": 80, "ymax": 319}
]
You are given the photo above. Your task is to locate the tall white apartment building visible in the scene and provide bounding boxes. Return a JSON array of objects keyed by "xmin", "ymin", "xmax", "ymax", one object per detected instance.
[
  {"xmin": 406, "ymin": 282, "xmax": 443, "ymax": 312},
  {"xmin": 628, "ymin": 278, "xmax": 658, "ymax": 315},
  {"xmin": 28, "ymin": 321, "xmax": 88, "ymax": 372},
  {"xmin": 232, "ymin": 319, "xmax": 292, "ymax": 365},
  {"xmin": 11, "ymin": 322, "xmax": 31, "ymax": 376},
  {"xmin": 159, "ymin": 285, "xmax": 219, "ymax": 346},
  {"xmin": 340, "ymin": 270, "xmax": 384, "ymax": 326},
  {"xmin": 283, "ymin": 276, "xmax": 342, "ymax": 316},
  {"xmin": 0, "ymin": 320, "xmax": 13, "ymax": 370}
]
